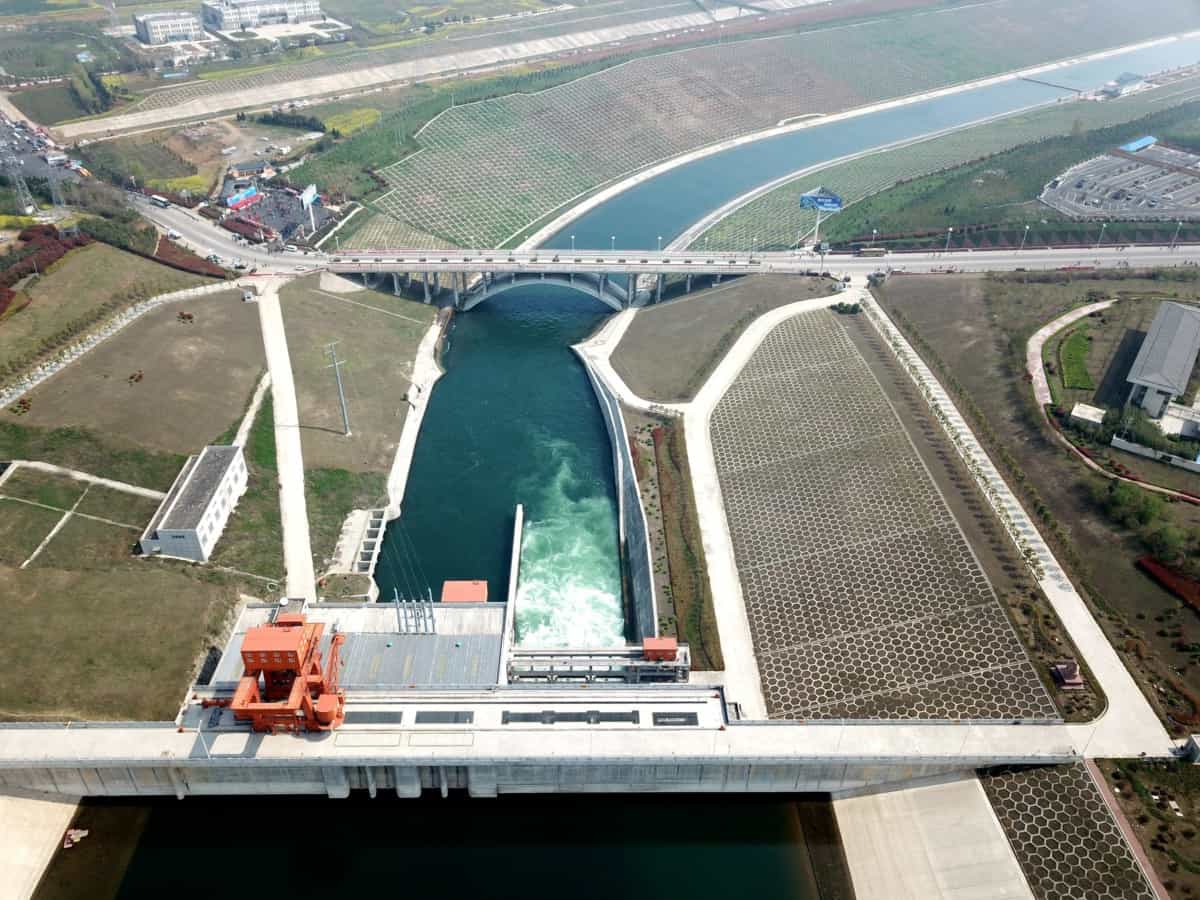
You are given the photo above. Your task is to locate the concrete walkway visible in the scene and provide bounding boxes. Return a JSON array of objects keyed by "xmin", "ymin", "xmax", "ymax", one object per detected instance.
[
  {"xmin": 6, "ymin": 461, "xmax": 165, "ymax": 499},
  {"xmin": 835, "ymin": 776, "xmax": 1034, "ymax": 900},
  {"xmin": 233, "ymin": 372, "xmax": 271, "ymax": 449},
  {"xmin": 863, "ymin": 284, "xmax": 1172, "ymax": 758},
  {"xmin": 255, "ymin": 279, "xmax": 316, "ymax": 602},
  {"xmin": 0, "ymin": 788, "xmax": 78, "ymax": 900}
]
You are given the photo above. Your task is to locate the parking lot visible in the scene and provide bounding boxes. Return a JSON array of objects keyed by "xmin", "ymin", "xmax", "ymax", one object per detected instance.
[
  {"xmin": 219, "ymin": 178, "xmax": 334, "ymax": 243},
  {"xmin": 1042, "ymin": 141, "xmax": 1200, "ymax": 221},
  {"xmin": 0, "ymin": 114, "xmax": 80, "ymax": 189}
]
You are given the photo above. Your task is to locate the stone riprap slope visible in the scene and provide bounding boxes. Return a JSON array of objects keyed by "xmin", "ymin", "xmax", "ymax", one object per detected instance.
[
  {"xmin": 710, "ymin": 310, "xmax": 1056, "ymax": 719},
  {"xmin": 364, "ymin": 0, "xmax": 1200, "ymax": 247},
  {"xmin": 694, "ymin": 72, "xmax": 1200, "ymax": 251},
  {"xmin": 981, "ymin": 765, "xmax": 1157, "ymax": 900}
]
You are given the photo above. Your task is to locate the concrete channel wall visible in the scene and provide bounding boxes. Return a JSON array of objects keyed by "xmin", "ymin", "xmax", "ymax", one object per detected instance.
[
  {"xmin": 574, "ymin": 347, "xmax": 657, "ymax": 642},
  {"xmin": 0, "ymin": 759, "xmax": 985, "ymax": 800}
]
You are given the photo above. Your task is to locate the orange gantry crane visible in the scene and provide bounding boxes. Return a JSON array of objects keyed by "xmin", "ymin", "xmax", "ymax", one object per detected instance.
[{"xmin": 230, "ymin": 613, "xmax": 346, "ymax": 733}]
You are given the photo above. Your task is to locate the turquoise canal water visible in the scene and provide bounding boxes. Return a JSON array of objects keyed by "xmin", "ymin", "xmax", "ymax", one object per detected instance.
[{"xmin": 375, "ymin": 285, "xmax": 626, "ymax": 647}]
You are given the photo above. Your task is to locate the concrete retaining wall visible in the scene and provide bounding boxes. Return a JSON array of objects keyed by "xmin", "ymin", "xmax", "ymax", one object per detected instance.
[
  {"xmin": 1111, "ymin": 435, "xmax": 1200, "ymax": 474},
  {"xmin": 575, "ymin": 348, "xmax": 657, "ymax": 642},
  {"xmin": 0, "ymin": 759, "xmax": 980, "ymax": 800}
]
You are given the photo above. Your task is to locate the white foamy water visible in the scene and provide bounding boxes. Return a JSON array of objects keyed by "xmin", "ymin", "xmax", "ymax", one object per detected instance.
[{"xmin": 515, "ymin": 439, "xmax": 625, "ymax": 648}]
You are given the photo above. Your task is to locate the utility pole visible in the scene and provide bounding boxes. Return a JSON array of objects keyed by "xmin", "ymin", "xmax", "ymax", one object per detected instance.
[
  {"xmin": 325, "ymin": 342, "xmax": 352, "ymax": 437},
  {"xmin": 1172, "ymin": 220, "xmax": 1184, "ymax": 250},
  {"xmin": 4, "ymin": 160, "xmax": 35, "ymax": 215}
]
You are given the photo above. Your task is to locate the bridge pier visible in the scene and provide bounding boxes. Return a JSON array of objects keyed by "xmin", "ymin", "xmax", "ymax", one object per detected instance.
[
  {"xmin": 433, "ymin": 271, "xmax": 440, "ymax": 295},
  {"xmin": 422, "ymin": 273, "xmax": 431, "ymax": 303},
  {"xmin": 655, "ymin": 273, "xmax": 664, "ymax": 303},
  {"xmin": 685, "ymin": 274, "xmax": 692, "ymax": 294},
  {"xmin": 714, "ymin": 273, "xmax": 722, "ymax": 285},
  {"xmin": 392, "ymin": 272, "xmax": 402, "ymax": 296}
]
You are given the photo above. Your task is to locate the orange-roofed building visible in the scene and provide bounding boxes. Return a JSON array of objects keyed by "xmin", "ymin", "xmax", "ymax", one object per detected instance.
[{"xmin": 441, "ymin": 580, "xmax": 488, "ymax": 603}]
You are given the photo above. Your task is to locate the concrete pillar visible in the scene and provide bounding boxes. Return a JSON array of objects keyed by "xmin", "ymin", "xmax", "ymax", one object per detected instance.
[
  {"xmin": 685, "ymin": 274, "xmax": 692, "ymax": 294},
  {"xmin": 655, "ymin": 273, "xmax": 664, "ymax": 303},
  {"xmin": 323, "ymin": 766, "xmax": 350, "ymax": 799},
  {"xmin": 364, "ymin": 766, "xmax": 377, "ymax": 799},
  {"xmin": 433, "ymin": 271, "xmax": 440, "ymax": 294},
  {"xmin": 439, "ymin": 766, "xmax": 449, "ymax": 799},
  {"xmin": 393, "ymin": 766, "xmax": 421, "ymax": 798},
  {"xmin": 391, "ymin": 272, "xmax": 401, "ymax": 296},
  {"xmin": 167, "ymin": 767, "xmax": 187, "ymax": 800},
  {"xmin": 422, "ymin": 273, "xmax": 431, "ymax": 303},
  {"xmin": 468, "ymin": 766, "xmax": 499, "ymax": 798},
  {"xmin": 714, "ymin": 273, "xmax": 722, "ymax": 285}
]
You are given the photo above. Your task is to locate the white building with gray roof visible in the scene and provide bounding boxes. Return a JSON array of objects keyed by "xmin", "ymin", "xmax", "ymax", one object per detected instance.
[
  {"xmin": 1127, "ymin": 301, "xmax": 1200, "ymax": 418},
  {"xmin": 139, "ymin": 445, "xmax": 247, "ymax": 562}
]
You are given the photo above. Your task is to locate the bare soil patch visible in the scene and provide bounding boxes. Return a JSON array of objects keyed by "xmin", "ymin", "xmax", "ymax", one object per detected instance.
[{"xmin": 3, "ymin": 289, "xmax": 263, "ymax": 454}]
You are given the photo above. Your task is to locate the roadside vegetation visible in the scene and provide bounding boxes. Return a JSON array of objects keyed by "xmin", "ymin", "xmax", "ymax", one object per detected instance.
[
  {"xmin": 877, "ymin": 271, "xmax": 1200, "ymax": 735},
  {"xmin": 698, "ymin": 89, "xmax": 1200, "ymax": 253},
  {"xmin": 1106, "ymin": 760, "xmax": 1200, "ymax": 898}
]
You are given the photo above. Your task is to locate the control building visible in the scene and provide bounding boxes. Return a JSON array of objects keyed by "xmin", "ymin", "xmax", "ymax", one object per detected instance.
[
  {"xmin": 1126, "ymin": 301, "xmax": 1200, "ymax": 418},
  {"xmin": 139, "ymin": 445, "xmax": 248, "ymax": 562},
  {"xmin": 201, "ymin": 0, "xmax": 322, "ymax": 30},
  {"xmin": 133, "ymin": 11, "xmax": 204, "ymax": 44}
]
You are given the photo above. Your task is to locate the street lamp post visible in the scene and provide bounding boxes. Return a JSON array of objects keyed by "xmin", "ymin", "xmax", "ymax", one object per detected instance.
[
  {"xmin": 1019, "ymin": 224, "xmax": 1030, "ymax": 253},
  {"xmin": 1095, "ymin": 222, "xmax": 1107, "ymax": 250},
  {"xmin": 657, "ymin": 235, "xmax": 663, "ymax": 252},
  {"xmin": 1172, "ymin": 220, "xmax": 1184, "ymax": 250},
  {"xmin": 944, "ymin": 227, "xmax": 953, "ymax": 253},
  {"xmin": 610, "ymin": 235, "xmax": 616, "ymax": 252},
  {"xmin": 571, "ymin": 234, "xmax": 575, "ymax": 252},
  {"xmin": 751, "ymin": 235, "xmax": 757, "ymax": 258},
  {"xmin": 871, "ymin": 228, "xmax": 878, "ymax": 248}
]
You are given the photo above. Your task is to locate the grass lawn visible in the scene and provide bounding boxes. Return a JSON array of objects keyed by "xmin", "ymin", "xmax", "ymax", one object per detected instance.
[
  {"xmin": 0, "ymin": 422, "xmax": 185, "ymax": 492},
  {"xmin": 611, "ymin": 275, "xmax": 832, "ymax": 402},
  {"xmin": 280, "ymin": 275, "xmax": 435, "ymax": 472},
  {"xmin": 4, "ymin": 289, "xmax": 263, "ymax": 455},
  {"xmin": 9, "ymin": 83, "xmax": 89, "ymax": 125},
  {"xmin": 208, "ymin": 394, "xmax": 282, "ymax": 580},
  {"xmin": 0, "ymin": 498, "xmax": 61, "ymax": 566},
  {"xmin": 74, "ymin": 484, "xmax": 162, "ymax": 526},
  {"xmin": 0, "ymin": 466, "xmax": 86, "ymax": 509},
  {"xmin": 306, "ymin": 467, "xmax": 387, "ymax": 572},
  {"xmin": 32, "ymin": 513, "xmax": 139, "ymax": 570},
  {"xmin": 0, "ymin": 563, "xmax": 241, "ymax": 721},
  {"xmin": 0, "ymin": 242, "xmax": 206, "ymax": 384},
  {"xmin": 1059, "ymin": 327, "xmax": 1095, "ymax": 391},
  {"xmin": 1105, "ymin": 760, "xmax": 1200, "ymax": 898}
]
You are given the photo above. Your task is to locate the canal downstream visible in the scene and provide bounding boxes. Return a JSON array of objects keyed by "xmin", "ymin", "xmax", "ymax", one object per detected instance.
[{"xmin": 36, "ymin": 32, "xmax": 1200, "ymax": 900}]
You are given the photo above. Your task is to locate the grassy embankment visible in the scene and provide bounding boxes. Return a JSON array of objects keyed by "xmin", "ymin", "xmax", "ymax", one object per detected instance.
[{"xmin": 823, "ymin": 102, "xmax": 1200, "ymax": 249}]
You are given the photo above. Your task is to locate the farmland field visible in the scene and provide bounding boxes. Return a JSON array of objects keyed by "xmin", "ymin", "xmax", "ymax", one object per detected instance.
[
  {"xmin": 695, "ymin": 79, "xmax": 1200, "ymax": 251},
  {"xmin": 359, "ymin": 0, "xmax": 1200, "ymax": 247}
]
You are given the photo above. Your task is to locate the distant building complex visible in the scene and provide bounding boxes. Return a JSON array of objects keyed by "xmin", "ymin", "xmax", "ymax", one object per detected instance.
[
  {"xmin": 201, "ymin": 0, "xmax": 322, "ymax": 30},
  {"xmin": 133, "ymin": 11, "xmax": 204, "ymax": 44},
  {"xmin": 139, "ymin": 445, "xmax": 248, "ymax": 562},
  {"xmin": 1126, "ymin": 301, "xmax": 1200, "ymax": 418}
]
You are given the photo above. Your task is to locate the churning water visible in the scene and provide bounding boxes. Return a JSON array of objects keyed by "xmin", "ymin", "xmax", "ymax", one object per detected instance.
[{"xmin": 374, "ymin": 284, "xmax": 625, "ymax": 648}]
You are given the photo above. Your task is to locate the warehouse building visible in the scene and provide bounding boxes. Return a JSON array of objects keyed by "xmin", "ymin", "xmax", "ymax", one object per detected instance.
[
  {"xmin": 1126, "ymin": 301, "xmax": 1200, "ymax": 418},
  {"xmin": 134, "ymin": 11, "xmax": 204, "ymax": 44},
  {"xmin": 139, "ymin": 445, "xmax": 247, "ymax": 562},
  {"xmin": 201, "ymin": 0, "xmax": 322, "ymax": 30}
]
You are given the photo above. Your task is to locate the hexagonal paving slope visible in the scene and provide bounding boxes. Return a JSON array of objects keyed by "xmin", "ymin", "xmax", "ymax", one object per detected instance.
[
  {"xmin": 981, "ymin": 765, "xmax": 1156, "ymax": 900},
  {"xmin": 710, "ymin": 310, "xmax": 1056, "ymax": 719}
]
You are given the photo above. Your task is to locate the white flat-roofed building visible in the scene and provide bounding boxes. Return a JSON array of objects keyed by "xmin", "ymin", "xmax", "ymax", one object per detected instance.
[
  {"xmin": 139, "ymin": 445, "xmax": 248, "ymax": 562},
  {"xmin": 1069, "ymin": 402, "xmax": 1106, "ymax": 429},
  {"xmin": 201, "ymin": 0, "xmax": 322, "ymax": 30},
  {"xmin": 134, "ymin": 11, "xmax": 204, "ymax": 44}
]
